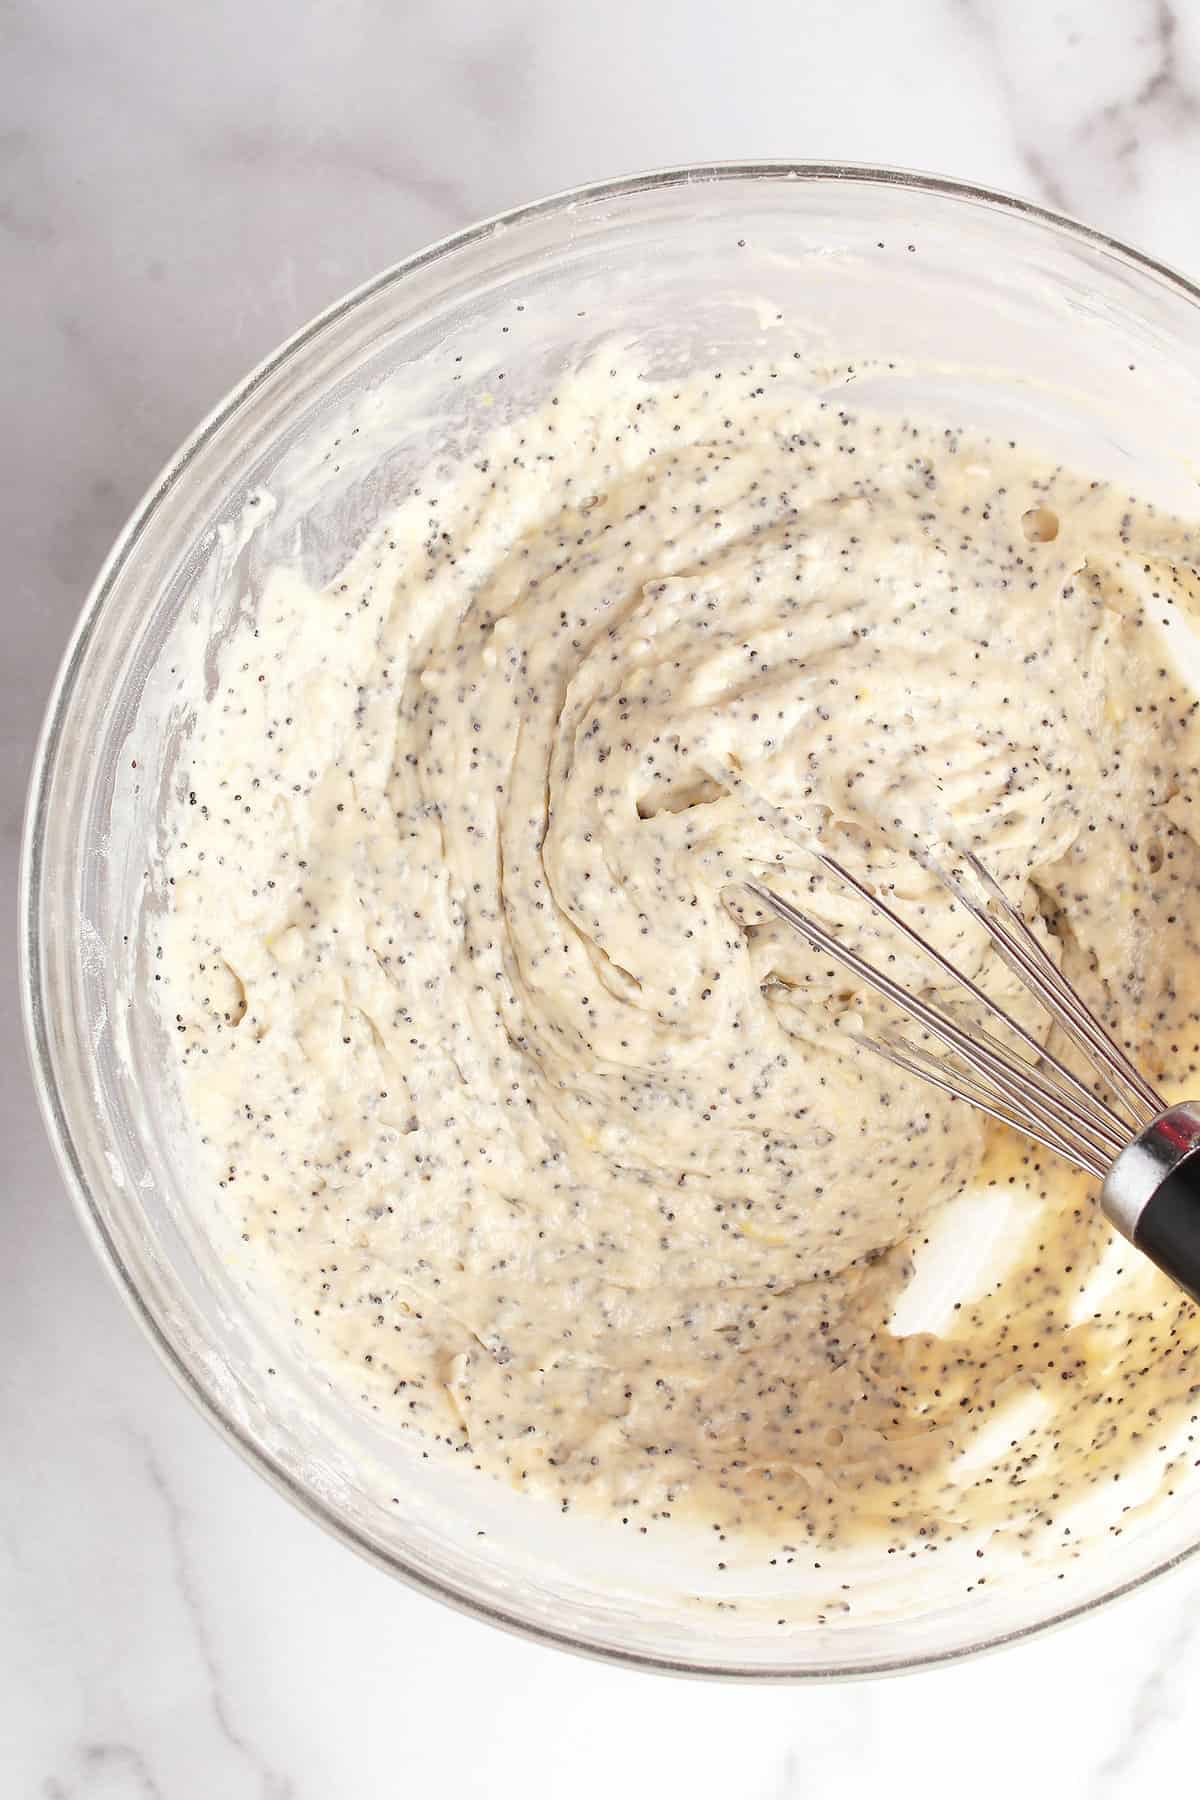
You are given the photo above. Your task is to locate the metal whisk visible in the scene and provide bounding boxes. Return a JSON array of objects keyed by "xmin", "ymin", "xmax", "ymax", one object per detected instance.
[{"xmin": 747, "ymin": 843, "xmax": 1200, "ymax": 1305}]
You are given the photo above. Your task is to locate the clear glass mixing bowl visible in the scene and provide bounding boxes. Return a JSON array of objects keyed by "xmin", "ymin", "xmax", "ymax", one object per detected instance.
[{"xmin": 22, "ymin": 163, "xmax": 1200, "ymax": 1678}]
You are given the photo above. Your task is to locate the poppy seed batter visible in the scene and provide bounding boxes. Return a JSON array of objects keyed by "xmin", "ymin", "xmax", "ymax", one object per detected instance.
[{"xmin": 159, "ymin": 353, "xmax": 1200, "ymax": 1561}]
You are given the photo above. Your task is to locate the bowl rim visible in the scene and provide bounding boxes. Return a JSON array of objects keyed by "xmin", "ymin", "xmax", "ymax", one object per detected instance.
[{"xmin": 20, "ymin": 158, "xmax": 1200, "ymax": 1681}]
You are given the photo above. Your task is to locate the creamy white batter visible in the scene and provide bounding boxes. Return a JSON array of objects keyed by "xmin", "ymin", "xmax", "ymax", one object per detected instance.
[{"xmin": 159, "ymin": 353, "xmax": 1200, "ymax": 1560}]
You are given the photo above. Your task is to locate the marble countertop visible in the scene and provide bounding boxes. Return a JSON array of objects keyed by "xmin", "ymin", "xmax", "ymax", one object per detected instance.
[{"xmin": 5, "ymin": 1, "xmax": 1200, "ymax": 1794}]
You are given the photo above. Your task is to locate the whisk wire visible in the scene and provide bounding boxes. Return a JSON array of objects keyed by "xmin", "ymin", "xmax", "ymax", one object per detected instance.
[
  {"xmin": 744, "ymin": 879, "xmax": 1126, "ymax": 1170},
  {"xmin": 934, "ymin": 847, "xmax": 1164, "ymax": 1126},
  {"xmin": 809, "ymin": 845, "xmax": 1131, "ymax": 1139},
  {"xmin": 740, "ymin": 828, "xmax": 1200, "ymax": 1308},
  {"xmin": 868, "ymin": 1029, "xmax": 1109, "ymax": 1177},
  {"xmin": 934, "ymin": 1016, "xmax": 1126, "ymax": 1157}
]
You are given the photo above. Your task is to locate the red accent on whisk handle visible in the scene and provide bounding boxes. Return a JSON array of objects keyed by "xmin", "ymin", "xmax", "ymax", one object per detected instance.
[{"xmin": 1100, "ymin": 1102, "xmax": 1200, "ymax": 1306}]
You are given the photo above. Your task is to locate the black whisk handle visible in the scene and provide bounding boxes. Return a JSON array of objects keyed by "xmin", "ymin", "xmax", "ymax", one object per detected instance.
[{"xmin": 1101, "ymin": 1103, "xmax": 1200, "ymax": 1306}]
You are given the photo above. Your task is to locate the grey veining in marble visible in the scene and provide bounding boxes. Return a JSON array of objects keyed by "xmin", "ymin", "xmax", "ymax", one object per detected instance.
[{"xmin": 4, "ymin": 1, "xmax": 1200, "ymax": 1795}]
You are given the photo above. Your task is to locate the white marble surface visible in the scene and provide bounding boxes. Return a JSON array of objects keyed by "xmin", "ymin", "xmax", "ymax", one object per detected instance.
[{"xmin": 5, "ymin": 0, "xmax": 1200, "ymax": 1793}]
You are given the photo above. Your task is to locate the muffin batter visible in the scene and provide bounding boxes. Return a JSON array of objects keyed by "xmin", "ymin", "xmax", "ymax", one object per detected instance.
[{"xmin": 159, "ymin": 353, "xmax": 1200, "ymax": 1560}]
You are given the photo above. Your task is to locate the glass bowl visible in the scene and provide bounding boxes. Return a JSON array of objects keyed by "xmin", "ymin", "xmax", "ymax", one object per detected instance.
[{"xmin": 22, "ymin": 163, "xmax": 1200, "ymax": 1678}]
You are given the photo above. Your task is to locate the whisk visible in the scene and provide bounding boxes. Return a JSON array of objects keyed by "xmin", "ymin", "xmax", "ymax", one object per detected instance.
[{"xmin": 746, "ymin": 844, "xmax": 1200, "ymax": 1305}]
